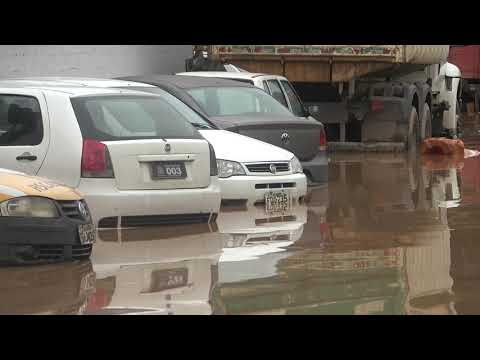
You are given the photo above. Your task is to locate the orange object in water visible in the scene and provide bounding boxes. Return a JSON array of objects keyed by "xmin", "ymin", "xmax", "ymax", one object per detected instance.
[{"xmin": 420, "ymin": 138, "xmax": 465, "ymax": 156}]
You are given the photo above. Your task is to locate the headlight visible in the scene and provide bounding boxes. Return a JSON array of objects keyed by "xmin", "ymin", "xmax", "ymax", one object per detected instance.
[
  {"xmin": 0, "ymin": 196, "xmax": 60, "ymax": 218},
  {"xmin": 290, "ymin": 156, "xmax": 303, "ymax": 174},
  {"xmin": 216, "ymin": 159, "xmax": 246, "ymax": 178}
]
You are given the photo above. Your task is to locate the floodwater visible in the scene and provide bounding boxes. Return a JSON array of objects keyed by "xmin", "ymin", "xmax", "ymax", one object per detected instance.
[{"xmin": 3, "ymin": 139, "xmax": 480, "ymax": 315}]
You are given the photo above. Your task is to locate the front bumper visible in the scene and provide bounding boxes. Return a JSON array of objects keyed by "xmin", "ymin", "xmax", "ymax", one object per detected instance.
[
  {"xmin": 0, "ymin": 216, "xmax": 93, "ymax": 265},
  {"xmin": 302, "ymin": 152, "xmax": 329, "ymax": 184},
  {"xmin": 219, "ymin": 173, "xmax": 307, "ymax": 203}
]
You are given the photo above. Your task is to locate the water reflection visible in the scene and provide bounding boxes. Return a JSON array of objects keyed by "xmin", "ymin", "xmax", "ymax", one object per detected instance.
[
  {"xmin": 0, "ymin": 261, "xmax": 95, "ymax": 315},
  {"xmin": 86, "ymin": 224, "xmax": 225, "ymax": 315},
  {"xmin": 3, "ymin": 151, "xmax": 480, "ymax": 315},
  {"xmin": 211, "ymin": 152, "xmax": 478, "ymax": 315}
]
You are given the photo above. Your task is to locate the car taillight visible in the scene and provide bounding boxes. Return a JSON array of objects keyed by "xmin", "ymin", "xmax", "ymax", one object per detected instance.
[
  {"xmin": 81, "ymin": 139, "xmax": 114, "ymax": 178},
  {"xmin": 209, "ymin": 143, "xmax": 218, "ymax": 176},
  {"xmin": 319, "ymin": 127, "xmax": 327, "ymax": 152},
  {"xmin": 371, "ymin": 100, "xmax": 384, "ymax": 112}
]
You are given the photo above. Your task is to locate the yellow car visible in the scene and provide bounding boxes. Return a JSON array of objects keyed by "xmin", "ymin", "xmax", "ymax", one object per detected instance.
[{"xmin": 0, "ymin": 168, "xmax": 95, "ymax": 265}]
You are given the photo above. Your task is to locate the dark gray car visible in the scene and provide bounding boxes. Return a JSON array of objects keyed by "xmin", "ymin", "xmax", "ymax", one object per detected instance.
[{"xmin": 118, "ymin": 75, "xmax": 328, "ymax": 183}]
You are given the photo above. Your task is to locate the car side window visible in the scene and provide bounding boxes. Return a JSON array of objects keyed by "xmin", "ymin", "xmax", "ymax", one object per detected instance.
[
  {"xmin": 280, "ymin": 80, "xmax": 305, "ymax": 117},
  {"xmin": 0, "ymin": 95, "xmax": 43, "ymax": 146},
  {"xmin": 266, "ymin": 80, "xmax": 288, "ymax": 108}
]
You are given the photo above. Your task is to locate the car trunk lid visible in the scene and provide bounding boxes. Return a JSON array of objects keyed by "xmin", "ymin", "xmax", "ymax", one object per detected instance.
[
  {"xmin": 103, "ymin": 139, "xmax": 211, "ymax": 190},
  {"xmin": 210, "ymin": 114, "xmax": 321, "ymax": 161}
]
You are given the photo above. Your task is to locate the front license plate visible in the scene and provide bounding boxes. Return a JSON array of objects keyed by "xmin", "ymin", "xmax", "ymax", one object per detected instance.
[
  {"xmin": 265, "ymin": 190, "xmax": 291, "ymax": 213},
  {"xmin": 80, "ymin": 272, "xmax": 96, "ymax": 293},
  {"xmin": 78, "ymin": 223, "xmax": 96, "ymax": 244},
  {"xmin": 151, "ymin": 162, "xmax": 187, "ymax": 180}
]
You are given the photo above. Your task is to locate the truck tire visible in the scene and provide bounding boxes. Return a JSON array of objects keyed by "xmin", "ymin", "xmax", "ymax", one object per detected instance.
[
  {"xmin": 407, "ymin": 107, "xmax": 419, "ymax": 157},
  {"xmin": 420, "ymin": 103, "xmax": 432, "ymax": 140}
]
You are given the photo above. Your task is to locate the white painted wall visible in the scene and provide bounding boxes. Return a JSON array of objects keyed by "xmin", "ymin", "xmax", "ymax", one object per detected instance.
[{"xmin": 0, "ymin": 45, "xmax": 192, "ymax": 78}]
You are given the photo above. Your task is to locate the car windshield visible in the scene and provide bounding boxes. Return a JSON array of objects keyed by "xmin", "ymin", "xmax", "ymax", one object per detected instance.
[
  {"xmin": 121, "ymin": 86, "xmax": 216, "ymax": 130},
  {"xmin": 71, "ymin": 95, "xmax": 204, "ymax": 141},
  {"xmin": 186, "ymin": 86, "xmax": 293, "ymax": 117}
]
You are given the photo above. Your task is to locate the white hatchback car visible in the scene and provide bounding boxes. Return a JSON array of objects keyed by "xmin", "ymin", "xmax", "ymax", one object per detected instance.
[
  {"xmin": 10, "ymin": 78, "xmax": 308, "ymax": 206},
  {"xmin": 0, "ymin": 82, "xmax": 221, "ymax": 228}
]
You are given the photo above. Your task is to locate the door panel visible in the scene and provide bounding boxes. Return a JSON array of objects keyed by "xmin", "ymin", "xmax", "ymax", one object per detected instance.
[{"xmin": 0, "ymin": 89, "xmax": 50, "ymax": 175}]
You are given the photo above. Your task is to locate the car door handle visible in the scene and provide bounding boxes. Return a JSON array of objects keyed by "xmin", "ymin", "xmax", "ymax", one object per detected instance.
[{"xmin": 16, "ymin": 153, "xmax": 37, "ymax": 161}]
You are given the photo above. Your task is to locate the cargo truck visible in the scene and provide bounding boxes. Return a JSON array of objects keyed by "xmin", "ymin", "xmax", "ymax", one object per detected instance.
[
  {"xmin": 187, "ymin": 45, "xmax": 462, "ymax": 150},
  {"xmin": 448, "ymin": 45, "xmax": 480, "ymax": 114}
]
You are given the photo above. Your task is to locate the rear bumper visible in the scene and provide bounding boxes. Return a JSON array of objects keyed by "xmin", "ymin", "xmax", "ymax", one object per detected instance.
[
  {"xmin": 0, "ymin": 217, "xmax": 93, "ymax": 265},
  {"xmin": 77, "ymin": 178, "xmax": 221, "ymax": 228},
  {"xmin": 219, "ymin": 173, "xmax": 307, "ymax": 203},
  {"xmin": 301, "ymin": 152, "xmax": 329, "ymax": 184}
]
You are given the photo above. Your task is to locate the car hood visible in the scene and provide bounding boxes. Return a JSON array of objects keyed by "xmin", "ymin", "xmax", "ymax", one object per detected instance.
[
  {"xmin": 199, "ymin": 129, "xmax": 294, "ymax": 163},
  {"xmin": 0, "ymin": 169, "xmax": 83, "ymax": 202}
]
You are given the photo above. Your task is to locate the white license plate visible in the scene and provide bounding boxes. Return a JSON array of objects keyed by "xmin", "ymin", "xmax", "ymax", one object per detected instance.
[
  {"xmin": 265, "ymin": 190, "xmax": 291, "ymax": 213},
  {"xmin": 78, "ymin": 223, "xmax": 96, "ymax": 244}
]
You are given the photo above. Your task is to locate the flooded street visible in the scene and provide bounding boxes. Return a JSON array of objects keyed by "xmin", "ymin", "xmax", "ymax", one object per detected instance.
[{"xmin": 3, "ymin": 139, "xmax": 480, "ymax": 315}]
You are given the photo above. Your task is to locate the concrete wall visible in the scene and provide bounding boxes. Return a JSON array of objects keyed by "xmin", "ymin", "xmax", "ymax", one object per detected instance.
[{"xmin": 0, "ymin": 45, "xmax": 192, "ymax": 78}]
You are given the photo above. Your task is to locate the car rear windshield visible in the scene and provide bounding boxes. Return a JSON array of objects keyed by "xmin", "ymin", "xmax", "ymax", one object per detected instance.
[
  {"xmin": 71, "ymin": 95, "xmax": 203, "ymax": 141},
  {"xmin": 187, "ymin": 87, "xmax": 293, "ymax": 117},
  {"xmin": 122, "ymin": 86, "xmax": 216, "ymax": 130}
]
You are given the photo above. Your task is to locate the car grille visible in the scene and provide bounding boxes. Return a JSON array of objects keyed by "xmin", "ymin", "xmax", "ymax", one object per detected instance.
[
  {"xmin": 57, "ymin": 200, "xmax": 87, "ymax": 220},
  {"xmin": 255, "ymin": 183, "xmax": 296, "ymax": 189},
  {"xmin": 246, "ymin": 162, "xmax": 290, "ymax": 173},
  {"xmin": 12, "ymin": 244, "xmax": 93, "ymax": 263},
  {"xmin": 37, "ymin": 244, "xmax": 93, "ymax": 261},
  {"xmin": 247, "ymin": 234, "xmax": 291, "ymax": 242},
  {"xmin": 255, "ymin": 215, "xmax": 297, "ymax": 225}
]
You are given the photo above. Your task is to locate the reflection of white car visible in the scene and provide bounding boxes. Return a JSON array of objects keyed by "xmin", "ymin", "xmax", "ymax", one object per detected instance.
[
  {"xmin": 91, "ymin": 259, "xmax": 217, "ymax": 315},
  {"xmin": 0, "ymin": 79, "xmax": 221, "ymax": 228},
  {"xmin": 217, "ymin": 203, "xmax": 307, "ymax": 283},
  {"xmin": 217, "ymin": 202, "xmax": 307, "ymax": 245},
  {"xmin": 5, "ymin": 78, "xmax": 308, "ymax": 204},
  {"xmin": 90, "ymin": 225, "xmax": 226, "ymax": 315}
]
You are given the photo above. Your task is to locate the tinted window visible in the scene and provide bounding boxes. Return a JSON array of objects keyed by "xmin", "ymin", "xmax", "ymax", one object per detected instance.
[
  {"xmin": 267, "ymin": 80, "xmax": 288, "ymax": 108},
  {"xmin": 280, "ymin": 80, "xmax": 305, "ymax": 117},
  {"xmin": 0, "ymin": 95, "xmax": 43, "ymax": 146},
  {"xmin": 71, "ymin": 95, "xmax": 202, "ymax": 141},
  {"xmin": 187, "ymin": 87, "xmax": 292, "ymax": 117}
]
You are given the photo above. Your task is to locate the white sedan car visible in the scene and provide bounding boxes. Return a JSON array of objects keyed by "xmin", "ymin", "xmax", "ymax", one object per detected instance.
[
  {"xmin": 199, "ymin": 129, "xmax": 307, "ymax": 204},
  {"xmin": 0, "ymin": 80, "xmax": 221, "ymax": 228},
  {"xmin": 6, "ymin": 77, "xmax": 308, "ymax": 206}
]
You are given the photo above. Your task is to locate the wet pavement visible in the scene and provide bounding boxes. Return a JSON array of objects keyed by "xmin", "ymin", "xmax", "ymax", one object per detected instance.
[{"xmin": 4, "ymin": 132, "xmax": 480, "ymax": 314}]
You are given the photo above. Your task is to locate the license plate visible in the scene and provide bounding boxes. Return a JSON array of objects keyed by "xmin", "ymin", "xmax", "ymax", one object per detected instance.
[
  {"xmin": 150, "ymin": 162, "xmax": 187, "ymax": 179},
  {"xmin": 265, "ymin": 190, "xmax": 291, "ymax": 213},
  {"xmin": 78, "ymin": 223, "xmax": 96, "ymax": 244},
  {"xmin": 80, "ymin": 272, "xmax": 96, "ymax": 293},
  {"xmin": 148, "ymin": 268, "xmax": 189, "ymax": 292}
]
